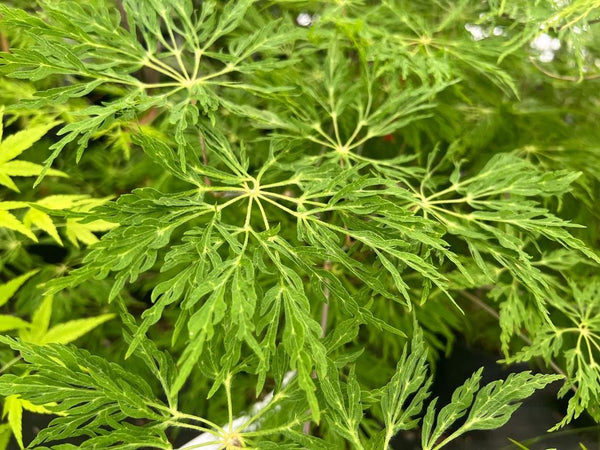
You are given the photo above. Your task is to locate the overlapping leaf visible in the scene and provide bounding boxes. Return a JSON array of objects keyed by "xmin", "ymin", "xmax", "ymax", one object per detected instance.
[
  {"xmin": 0, "ymin": 337, "xmax": 171, "ymax": 449},
  {"xmin": 0, "ymin": 0, "xmax": 298, "ymax": 175}
]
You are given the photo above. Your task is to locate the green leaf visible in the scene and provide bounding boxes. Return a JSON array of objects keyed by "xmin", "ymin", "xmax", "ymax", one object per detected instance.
[
  {"xmin": 0, "ymin": 0, "xmax": 297, "ymax": 173},
  {"xmin": 2, "ymin": 396, "xmax": 23, "ymax": 449},
  {"xmin": 320, "ymin": 364, "xmax": 364, "ymax": 447},
  {"xmin": 0, "ymin": 316, "xmax": 30, "ymax": 333},
  {"xmin": 504, "ymin": 278, "xmax": 600, "ymax": 429},
  {"xmin": 0, "ymin": 210, "xmax": 37, "ymax": 241},
  {"xmin": 378, "ymin": 326, "xmax": 432, "ymax": 448},
  {"xmin": 0, "ymin": 336, "xmax": 170, "ymax": 449},
  {"xmin": 0, "ymin": 270, "xmax": 38, "ymax": 308},
  {"xmin": 421, "ymin": 371, "xmax": 563, "ymax": 450},
  {"xmin": 0, "ymin": 423, "xmax": 11, "ymax": 450},
  {"xmin": 23, "ymin": 208, "xmax": 63, "ymax": 245}
]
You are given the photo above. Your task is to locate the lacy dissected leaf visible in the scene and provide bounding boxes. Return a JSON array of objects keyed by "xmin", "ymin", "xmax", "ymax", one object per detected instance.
[
  {"xmin": 119, "ymin": 305, "xmax": 177, "ymax": 409},
  {"xmin": 505, "ymin": 277, "xmax": 600, "ymax": 429},
  {"xmin": 414, "ymin": 152, "xmax": 599, "ymax": 330},
  {"xmin": 319, "ymin": 364, "xmax": 364, "ymax": 447},
  {"xmin": 1, "ymin": 0, "xmax": 598, "ymax": 447},
  {"xmin": 421, "ymin": 369, "xmax": 563, "ymax": 450},
  {"xmin": 43, "ymin": 131, "xmax": 471, "ymax": 413},
  {"xmin": 418, "ymin": 153, "xmax": 594, "ymax": 258},
  {"xmin": 360, "ymin": 0, "xmax": 518, "ymax": 95},
  {"xmin": 376, "ymin": 327, "xmax": 432, "ymax": 448},
  {"xmin": 230, "ymin": 36, "xmax": 450, "ymax": 161},
  {"xmin": 0, "ymin": 0, "xmax": 299, "ymax": 176},
  {"xmin": 0, "ymin": 336, "xmax": 171, "ymax": 449}
]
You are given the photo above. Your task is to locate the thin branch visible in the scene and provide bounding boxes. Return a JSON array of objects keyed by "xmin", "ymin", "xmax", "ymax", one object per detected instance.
[
  {"xmin": 199, "ymin": 133, "xmax": 214, "ymax": 189},
  {"xmin": 0, "ymin": 33, "xmax": 9, "ymax": 52},
  {"xmin": 116, "ymin": 0, "xmax": 129, "ymax": 32},
  {"xmin": 529, "ymin": 56, "xmax": 600, "ymax": 82}
]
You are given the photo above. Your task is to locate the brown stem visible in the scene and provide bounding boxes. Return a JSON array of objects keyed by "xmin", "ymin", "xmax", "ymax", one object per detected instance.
[
  {"xmin": 0, "ymin": 33, "xmax": 9, "ymax": 52},
  {"xmin": 138, "ymin": 107, "xmax": 159, "ymax": 126},
  {"xmin": 199, "ymin": 132, "xmax": 217, "ymax": 192},
  {"xmin": 116, "ymin": 0, "xmax": 129, "ymax": 31}
]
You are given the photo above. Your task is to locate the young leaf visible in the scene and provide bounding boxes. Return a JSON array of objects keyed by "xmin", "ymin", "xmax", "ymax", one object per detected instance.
[
  {"xmin": 23, "ymin": 208, "xmax": 62, "ymax": 245},
  {"xmin": 0, "ymin": 316, "xmax": 30, "ymax": 333},
  {"xmin": 18, "ymin": 295, "xmax": 114, "ymax": 346},
  {"xmin": 0, "ymin": 210, "xmax": 37, "ymax": 241},
  {"xmin": 0, "ymin": 270, "xmax": 37, "ymax": 308},
  {"xmin": 0, "ymin": 121, "xmax": 64, "ymax": 192},
  {"xmin": 0, "ymin": 423, "xmax": 11, "ymax": 450},
  {"xmin": 37, "ymin": 314, "xmax": 115, "ymax": 345}
]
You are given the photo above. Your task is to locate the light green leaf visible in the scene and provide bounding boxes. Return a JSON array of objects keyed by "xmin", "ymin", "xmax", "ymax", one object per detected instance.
[
  {"xmin": 64, "ymin": 218, "xmax": 100, "ymax": 247},
  {"xmin": 2, "ymin": 396, "xmax": 23, "ymax": 449},
  {"xmin": 0, "ymin": 423, "xmax": 11, "ymax": 450},
  {"xmin": 65, "ymin": 218, "xmax": 117, "ymax": 247},
  {"xmin": 0, "ymin": 210, "xmax": 37, "ymax": 241},
  {"xmin": 19, "ymin": 295, "xmax": 53, "ymax": 344},
  {"xmin": 0, "ymin": 123, "xmax": 58, "ymax": 163},
  {"xmin": 19, "ymin": 399, "xmax": 54, "ymax": 415},
  {"xmin": 0, "ymin": 160, "xmax": 66, "ymax": 178},
  {"xmin": 0, "ymin": 270, "xmax": 38, "ymax": 307},
  {"xmin": 23, "ymin": 208, "xmax": 62, "ymax": 245},
  {"xmin": 39, "ymin": 313, "xmax": 115, "ymax": 345},
  {"xmin": 0, "ymin": 171, "xmax": 18, "ymax": 191},
  {"xmin": 0, "ymin": 201, "xmax": 28, "ymax": 211},
  {"xmin": 0, "ymin": 121, "xmax": 61, "ymax": 191},
  {"xmin": 35, "ymin": 195, "xmax": 90, "ymax": 210},
  {"xmin": 0, "ymin": 316, "xmax": 30, "ymax": 332}
]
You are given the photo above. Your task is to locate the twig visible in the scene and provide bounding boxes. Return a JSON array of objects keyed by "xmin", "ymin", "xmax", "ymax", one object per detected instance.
[
  {"xmin": 199, "ymin": 133, "xmax": 213, "ymax": 189},
  {"xmin": 0, "ymin": 33, "xmax": 9, "ymax": 52},
  {"xmin": 529, "ymin": 56, "xmax": 600, "ymax": 82},
  {"xmin": 116, "ymin": 0, "xmax": 129, "ymax": 31},
  {"xmin": 138, "ymin": 107, "xmax": 159, "ymax": 125}
]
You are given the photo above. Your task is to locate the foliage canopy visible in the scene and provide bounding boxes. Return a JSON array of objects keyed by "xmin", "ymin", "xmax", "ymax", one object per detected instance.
[{"xmin": 0, "ymin": 0, "xmax": 599, "ymax": 448}]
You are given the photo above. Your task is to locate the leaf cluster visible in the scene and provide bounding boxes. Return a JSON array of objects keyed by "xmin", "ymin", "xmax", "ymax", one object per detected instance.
[{"xmin": 0, "ymin": 0, "xmax": 599, "ymax": 449}]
